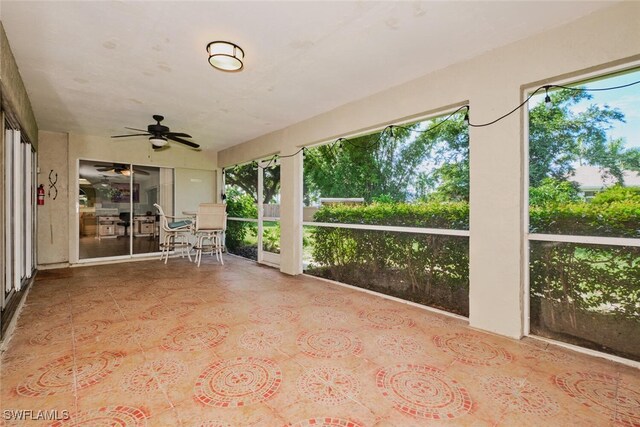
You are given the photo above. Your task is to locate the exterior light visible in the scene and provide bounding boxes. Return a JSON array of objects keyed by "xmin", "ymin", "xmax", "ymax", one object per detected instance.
[{"xmin": 207, "ymin": 41, "xmax": 244, "ymax": 72}]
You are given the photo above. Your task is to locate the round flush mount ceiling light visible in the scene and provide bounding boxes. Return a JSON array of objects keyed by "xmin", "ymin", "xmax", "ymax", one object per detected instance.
[{"xmin": 207, "ymin": 41, "xmax": 244, "ymax": 72}]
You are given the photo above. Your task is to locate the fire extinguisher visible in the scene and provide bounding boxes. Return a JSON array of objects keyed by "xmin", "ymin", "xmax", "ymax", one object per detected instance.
[{"xmin": 37, "ymin": 184, "xmax": 45, "ymax": 206}]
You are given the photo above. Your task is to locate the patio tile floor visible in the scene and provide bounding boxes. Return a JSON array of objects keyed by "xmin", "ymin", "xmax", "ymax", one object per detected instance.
[{"xmin": 1, "ymin": 255, "xmax": 638, "ymax": 426}]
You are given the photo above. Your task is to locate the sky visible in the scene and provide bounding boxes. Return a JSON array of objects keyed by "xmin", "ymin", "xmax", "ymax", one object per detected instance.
[{"xmin": 530, "ymin": 68, "xmax": 640, "ymax": 149}]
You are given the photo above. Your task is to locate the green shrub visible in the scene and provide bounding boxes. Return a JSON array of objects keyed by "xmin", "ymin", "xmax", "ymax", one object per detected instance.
[
  {"xmin": 308, "ymin": 197, "xmax": 639, "ymax": 317},
  {"xmin": 225, "ymin": 188, "xmax": 258, "ymax": 250},
  {"xmin": 309, "ymin": 202, "xmax": 470, "ymax": 315}
]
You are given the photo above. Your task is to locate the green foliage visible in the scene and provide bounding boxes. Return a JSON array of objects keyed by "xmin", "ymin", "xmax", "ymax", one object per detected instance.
[
  {"xmin": 529, "ymin": 178, "xmax": 581, "ymax": 207},
  {"xmin": 262, "ymin": 225, "xmax": 281, "ymax": 253},
  {"xmin": 304, "ymin": 114, "xmax": 469, "ymax": 203},
  {"xmin": 225, "ymin": 187, "xmax": 257, "ymax": 250},
  {"xmin": 529, "ymin": 89, "xmax": 625, "ymax": 187},
  {"xmin": 313, "ymin": 201, "xmax": 469, "ymax": 229},
  {"xmin": 530, "ymin": 242, "xmax": 640, "ymax": 320},
  {"xmin": 530, "ymin": 196, "xmax": 640, "ymax": 238},
  {"xmin": 309, "ymin": 198, "xmax": 639, "ymax": 317},
  {"xmin": 225, "ymin": 162, "xmax": 280, "ymax": 204},
  {"xmin": 309, "ymin": 202, "xmax": 470, "ymax": 315},
  {"xmin": 591, "ymin": 184, "xmax": 640, "ymax": 205}
]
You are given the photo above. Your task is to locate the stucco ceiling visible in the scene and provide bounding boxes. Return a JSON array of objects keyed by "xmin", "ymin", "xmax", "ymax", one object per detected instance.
[{"xmin": 2, "ymin": 1, "xmax": 615, "ymax": 152}]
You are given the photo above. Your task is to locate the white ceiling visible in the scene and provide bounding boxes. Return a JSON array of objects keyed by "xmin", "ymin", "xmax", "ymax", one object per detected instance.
[{"xmin": 2, "ymin": 1, "xmax": 615, "ymax": 152}]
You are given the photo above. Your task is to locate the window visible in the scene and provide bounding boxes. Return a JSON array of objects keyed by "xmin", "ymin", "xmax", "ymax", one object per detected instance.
[
  {"xmin": 3, "ymin": 123, "xmax": 36, "ymax": 310},
  {"xmin": 528, "ymin": 67, "xmax": 640, "ymax": 361},
  {"xmin": 303, "ymin": 109, "xmax": 470, "ymax": 316},
  {"xmin": 224, "ymin": 163, "xmax": 259, "ymax": 260}
]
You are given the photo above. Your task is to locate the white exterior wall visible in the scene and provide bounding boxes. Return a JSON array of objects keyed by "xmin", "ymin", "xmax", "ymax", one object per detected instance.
[{"xmin": 216, "ymin": 3, "xmax": 640, "ymax": 338}]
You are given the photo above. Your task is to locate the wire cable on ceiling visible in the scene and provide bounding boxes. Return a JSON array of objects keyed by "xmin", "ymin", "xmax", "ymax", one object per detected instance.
[{"xmin": 221, "ymin": 78, "xmax": 640, "ymax": 173}]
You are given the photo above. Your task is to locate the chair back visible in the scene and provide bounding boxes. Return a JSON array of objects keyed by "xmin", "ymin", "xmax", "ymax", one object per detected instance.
[
  {"xmin": 119, "ymin": 212, "xmax": 130, "ymax": 224},
  {"xmin": 195, "ymin": 203, "xmax": 226, "ymax": 232},
  {"xmin": 154, "ymin": 203, "xmax": 171, "ymax": 232}
]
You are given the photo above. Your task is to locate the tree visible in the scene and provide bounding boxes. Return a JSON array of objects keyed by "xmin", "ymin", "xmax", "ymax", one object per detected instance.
[
  {"xmin": 224, "ymin": 162, "xmax": 280, "ymax": 204},
  {"xmin": 529, "ymin": 89, "xmax": 625, "ymax": 187},
  {"xmin": 304, "ymin": 114, "xmax": 469, "ymax": 203}
]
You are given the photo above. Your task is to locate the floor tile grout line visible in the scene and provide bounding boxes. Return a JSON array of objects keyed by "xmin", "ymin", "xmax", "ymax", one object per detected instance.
[
  {"xmin": 67, "ymin": 289, "xmax": 81, "ymax": 416},
  {"xmin": 107, "ymin": 288, "xmax": 176, "ymax": 415}
]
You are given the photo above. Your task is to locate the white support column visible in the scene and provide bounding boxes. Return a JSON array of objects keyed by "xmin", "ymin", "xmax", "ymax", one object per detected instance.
[
  {"xmin": 468, "ymin": 88, "xmax": 525, "ymax": 339},
  {"xmin": 279, "ymin": 152, "xmax": 303, "ymax": 275}
]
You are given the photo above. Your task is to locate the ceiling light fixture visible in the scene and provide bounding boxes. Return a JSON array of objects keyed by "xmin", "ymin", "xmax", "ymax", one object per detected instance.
[
  {"xmin": 149, "ymin": 136, "xmax": 168, "ymax": 149},
  {"xmin": 207, "ymin": 41, "xmax": 244, "ymax": 72}
]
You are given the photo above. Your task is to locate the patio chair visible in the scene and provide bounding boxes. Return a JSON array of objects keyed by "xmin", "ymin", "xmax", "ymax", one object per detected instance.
[
  {"xmin": 193, "ymin": 203, "xmax": 226, "ymax": 267},
  {"xmin": 153, "ymin": 203, "xmax": 193, "ymax": 264}
]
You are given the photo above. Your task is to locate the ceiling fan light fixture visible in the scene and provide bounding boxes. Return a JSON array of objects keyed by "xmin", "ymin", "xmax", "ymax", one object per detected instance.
[
  {"xmin": 149, "ymin": 136, "xmax": 168, "ymax": 148},
  {"xmin": 207, "ymin": 41, "xmax": 244, "ymax": 72}
]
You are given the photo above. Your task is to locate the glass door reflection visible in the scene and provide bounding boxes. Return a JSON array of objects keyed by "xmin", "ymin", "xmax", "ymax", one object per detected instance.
[
  {"xmin": 132, "ymin": 165, "xmax": 161, "ymax": 255},
  {"xmin": 78, "ymin": 161, "xmax": 131, "ymax": 259},
  {"xmin": 78, "ymin": 161, "xmax": 167, "ymax": 260}
]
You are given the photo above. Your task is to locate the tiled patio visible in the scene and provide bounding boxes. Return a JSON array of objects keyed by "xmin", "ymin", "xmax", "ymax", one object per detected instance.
[{"xmin": 1, "ymin": 255, "xmax": 638, "ymax": 426}]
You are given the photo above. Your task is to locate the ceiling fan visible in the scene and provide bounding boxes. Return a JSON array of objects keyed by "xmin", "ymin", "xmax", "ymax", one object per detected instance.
[
  {"xmin": 111, "ymin": 115, "xmax": 200, "ymax": 150},
  {"xmin": 94, "ymin": 163, "xmax": 149, "ymax": 176}
]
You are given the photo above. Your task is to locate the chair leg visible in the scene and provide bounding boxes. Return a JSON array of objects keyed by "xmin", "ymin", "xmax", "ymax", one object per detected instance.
[
  {"xmin": 196, "ymin": 234, "xmax": 204, "ymax": 267},
  {"xmin": 218, "ymin": 232, "xmax": 224, "ymax": 265}
]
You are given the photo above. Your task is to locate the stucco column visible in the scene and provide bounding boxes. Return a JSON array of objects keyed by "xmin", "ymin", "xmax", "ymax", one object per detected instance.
[
  {"xmin": 468, "ymin": 88, "xmax": 525, "ymax": 339},
  {"xmin": 279, "ymin": 152, "xmax": 303, "ymax": 275}
]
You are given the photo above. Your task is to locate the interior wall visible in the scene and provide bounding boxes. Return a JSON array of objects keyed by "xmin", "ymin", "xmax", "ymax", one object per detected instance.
[
  {"xmin": 174, "ymin": 168, "xmax": 216, "ymax": 216},
  {"xmin": 37, "ymin": 131, "xmax": 69, "ymax": 267},
  {"xmin": 216, "ymin": 2, "xmax": 640, "ymax": 339},
  {"xmin": 34, "ymin": 131, "xmax": 216, "ymax": 266}
]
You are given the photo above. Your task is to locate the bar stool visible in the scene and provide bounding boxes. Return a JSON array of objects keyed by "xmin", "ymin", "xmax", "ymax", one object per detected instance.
[
  {"xmin": 193, "ymin": 203, "xmax": 226, "ymax": 267},
  {"xmin": 153, "ymin": 203, "xmax": 193, "ymax": 264}
]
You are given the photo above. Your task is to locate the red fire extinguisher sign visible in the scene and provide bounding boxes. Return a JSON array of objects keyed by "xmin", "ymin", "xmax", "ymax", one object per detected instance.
[{"xmin": 37, "ymin": 184, "xmax": 45, "ymax": 205}]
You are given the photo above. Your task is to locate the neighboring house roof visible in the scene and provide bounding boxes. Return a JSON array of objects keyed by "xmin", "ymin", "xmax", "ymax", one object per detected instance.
[{"xmin": 570, "ymin": 165, "xmax": 640, "ymax": 190}]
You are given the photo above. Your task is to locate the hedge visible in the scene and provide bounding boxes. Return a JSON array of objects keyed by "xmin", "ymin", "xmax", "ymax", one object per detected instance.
[{"xmin": 306, "ymin": 200, "xmax": 640, "ymax": 320}]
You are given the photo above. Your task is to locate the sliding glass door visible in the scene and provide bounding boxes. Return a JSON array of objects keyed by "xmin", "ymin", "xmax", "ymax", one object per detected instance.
[
  {"xmin": 78, "ymin": 160, "xmax": 170, "ymax": 261},
  {"xmin": 3, "ymin": 125, "xmax": 36, "ymax": 309},
  {"xmin": 132, "ymin": 165, "xmax": 161, "ymax": 255}
]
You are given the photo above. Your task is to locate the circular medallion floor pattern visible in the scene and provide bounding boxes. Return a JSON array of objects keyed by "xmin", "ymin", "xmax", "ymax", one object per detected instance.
[
  {"xmin": 297, "ymin": 329, "xmax": 363, "ymax": 359},
  {"xmin": 376, "ymin": 363, "xmax": 473, "ymax": 420},
  {"xmin": 377, "ymin": 334, "xmax": 423, "ymax": 357},
  {"xmin": 123, "ymin": 358, "xmax": 186, "ymax": 393},
  {"xmin": 16, "ymin": 351, "xmax": 124, "ymax": 397},
  {"xmin": 161, "ymin": 323, "xmax": 229, "ymax": 352},
  {"xmin": 358, "ymin": 309, "xmax": 415, "ymax": 329},
  {"xmin": 239, "ymin": 328, "xmax": 283, "ymax": 351},
  {"xmin": 194, "ymin": 356, "xmax": 282, "ymax": 407},
  {"xmin": 139, "ymin": 303, "xmax": 197, "ymax": 320},
  {"xmin": 313, "ymin": 293, "xmax": 350, "ymax": 307},
  {"xmin": 249, "ymin": 306, "xmax": 300, "ymax": 324},
  {"xmin": 554, "ymin": 371, "xmax": 640, "ymax": 426},
  {"xmin": 481, "ymin": 375, "xmax": 559, "ymax": 416},
  {"xmin": 433, "ymin": 333, "xmax": 513, "ymax": 366},
  {"xmin": 288, "ymin": 418, "xmax": 364, "ymax": 427},
  {"xmin": 50, "ymin": 406, "xmax": 148, "ymax": 426},
  {"xmin": 297, "ymin": 367, "xmax": 360, "ymax": 406},
  {"xmin": 74, "ymin": 319, "xmax": 113, "ymax": 342}
]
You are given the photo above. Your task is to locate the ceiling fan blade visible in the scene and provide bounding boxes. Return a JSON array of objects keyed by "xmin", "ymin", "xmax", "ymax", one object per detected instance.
[
  {"xmin": 132, "ymin": 169, "xmax": 150, "ymax": 176},
  {"xmin": 166, "ymin": 135, "xmax": 200, "ymax": 149},
  {"xmin": 125, "ymin": 127, "xmax": 149, "ymax": 132},
  {"xmin": 164, "ymin": 132, "xmax": 192, "ymax": 138},
  {"xmin": 111, "ymin": 133, "xmax": 150, "ymax": 138}
]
